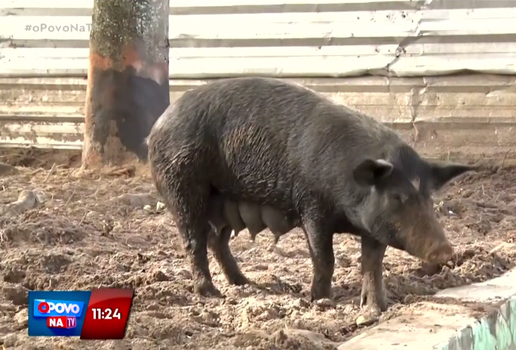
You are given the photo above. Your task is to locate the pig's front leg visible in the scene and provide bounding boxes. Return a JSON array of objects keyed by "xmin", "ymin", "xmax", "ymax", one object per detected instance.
[
  {"xmin": 360, "ymin": 236, "xmax": 388, "ymax": 314},
  {"xmin": 302, "ymin": 218, "xmax": 335, "ymax": 301}
]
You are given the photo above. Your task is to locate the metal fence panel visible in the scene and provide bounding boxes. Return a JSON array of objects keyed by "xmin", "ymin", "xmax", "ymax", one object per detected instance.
[
  {"xmin": 1, "ymin": 0, "xmax": 516, "ymax": 157},
  {"xmin": 2, "ymin": 0, "xmax": 516, "ymax": 77},
  {"xmin": 1, "ymin": 75, "xmax": 515, "ymax": 158}
]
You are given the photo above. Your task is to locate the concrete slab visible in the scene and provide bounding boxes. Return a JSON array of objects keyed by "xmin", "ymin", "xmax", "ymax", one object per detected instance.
[
  {"xmin": 434, "ymin": 268, "xmax": 516, "ymax": 303},
  {"xmin": 338, "ymin": 268, "xmax": 516, "ymax": 350},
  {"xmin": 339, "ymin": 302, "xmax": 476, "ymax": 350}
]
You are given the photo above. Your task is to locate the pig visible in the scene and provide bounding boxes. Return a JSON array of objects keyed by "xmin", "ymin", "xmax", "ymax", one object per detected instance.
[
  {"xmin": 208, "ymin": 193, "xmax": 292, "ymax": 243},
  {"xmin": 147, "ymin": 77, "xmax": 476, "ymax": 314}
]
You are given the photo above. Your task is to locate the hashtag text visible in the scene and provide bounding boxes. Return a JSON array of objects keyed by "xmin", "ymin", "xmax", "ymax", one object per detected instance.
[{"xmin": 25, "ymin": 23, "xmax": 91, "ymax": 33}]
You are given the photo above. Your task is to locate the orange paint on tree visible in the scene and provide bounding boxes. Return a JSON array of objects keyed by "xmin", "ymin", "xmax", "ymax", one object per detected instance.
[
  {"xmin": 121, "ymin": 45, "xmax": 143, "ymax": 70},
  {"xmin": 82, "ymin": 0, "xmax": 170, "ymax": 168}
]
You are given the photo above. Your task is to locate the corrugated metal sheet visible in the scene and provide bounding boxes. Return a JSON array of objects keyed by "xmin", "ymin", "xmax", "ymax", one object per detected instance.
[
  {"xmin": 1, "ymin": 75, "xmax": 516, "ymax": 158},
  {"xmin": 1, "ymin": 0, "xmax": 516, "ymax": 77},
  {"xmin": 0, "ymin": 0, "xmax": 516, "ymax": 156}
]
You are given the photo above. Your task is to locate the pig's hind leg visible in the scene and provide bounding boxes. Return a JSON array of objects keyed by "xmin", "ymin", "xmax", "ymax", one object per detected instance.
[
  {"xmin": 160, "ymin": 178, "xmax": 222, "ymax": 298},
  {"xmin": 208, "ymin": 226, "xmax": 249, "ymax": 286},
  {"xmin": 360, "ymin": 236, "xmax": 388, "ymax": 314}
]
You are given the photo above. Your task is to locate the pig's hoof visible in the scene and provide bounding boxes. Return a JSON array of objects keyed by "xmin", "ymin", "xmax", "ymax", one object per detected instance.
[
  {"xmin": 310, "ymin": 285, "xmax": 332, "ymax": 302},
  {"xmin": 226, "ymin": 273, "xmax": 249, "ymax": 286},
  {"xmin": 360, "ymin": 290, "xmax": 388, "ymax": 313},
  {"xmin": 194, "ymin": 280, "xmax": 223, "ymax": 298}
]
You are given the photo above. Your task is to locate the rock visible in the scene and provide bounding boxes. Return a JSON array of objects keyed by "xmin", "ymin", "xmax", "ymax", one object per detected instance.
[
  {"xmin": 146, "ymin": 302, "xmax": 160, "ymax": 311},
  {"xmin": 315, "ymin": 298, "xmax": 334, "ymax": 308},
  {"xmin": 272, "ymin": 329, "xmax": 340, "ymax": 349},
  {"xmin": 460, "ymin": 189, "xmax": 474, "ymax": 198},
  {"xmin": 2, "ymin": 284, "xmax": 28, "ymax": 305},
  {"xmin": 197, "ymin": 309, "xmax": 220, "ymax": 327},
  {"xmin": 3, "ymin": 268, "xmax": 26, "ymax": 284},
  {"xmin": 177, "ymin": 269, "xmax": 192, "ymax": 279},
  {"xmin": 125, "ymin": 323, "xmax": 149, "ymax": 338},
  {"xmin": 271, "ymin": 245, "xmax": 288, "ymax": 257},
  {"xmin": 112, "ymin": 193, "xmax": 155, "ymax": 209},
  {"xmin": 14, "ymin": 308, "xmax": 28, "ymax": 327},
  {"xmin": 34, "ymin": 190, "xmax": 47, "ymax": 204},
  {"xmin": 3, "ymin": 190, "xmax": 38, "ymax": 216},
  {"xmin": 152, "ymin": 270, "xmax": 169, "ymax": 282},
  {"xmin": 336, "ymin": 254, "xmax": 351, "ymax": 267},
  {"xmin": 0, "ymin": 162, "xmax": 18, "ymax": 176},
  {"xmin": 291, "ymin": 298, "xmax": 310, "ymax": 309},
  {"xmin": 224, "ymin": 298, "xmax": 238, "ymax": 306},
  {"xmin": 2, "ymin": 333, "xmax": 17, "ymax": 346},
  {"xmin": 404, "ymin": 294, "xmax": 416, "ymax": 304},
  {"xmin": 489, "ymin": 242, "xmax": 509, "ymax": 255},
  {"xmin": 156, "ymin": 201, "xmax": 166, "ymax": 211},
  {"xmin": 240, "ymin": 307, "xmax": 251, "ymax": 328},
  {"xmin": 356, "ymin": 314, "xmax": 379, "ymax": 326}
]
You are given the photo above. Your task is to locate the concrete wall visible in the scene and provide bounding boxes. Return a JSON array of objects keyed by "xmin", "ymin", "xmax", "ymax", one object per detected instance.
[
  {"xmin": 1, "ymin": 0, "xmax": 516, "ymax": 157},
  {"xmin": 441, "ymin": 297, "xmax": 516, "ymax": 350},
  {"xmin": 340, "ymin": 268, "xmax": 516, "ymax": 349}
]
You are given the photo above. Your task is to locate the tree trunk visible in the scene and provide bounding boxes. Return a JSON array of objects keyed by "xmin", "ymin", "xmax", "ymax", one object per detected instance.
[{"xmin": 82, "ymin": 0, "xmax": 170, "ymax": 168}]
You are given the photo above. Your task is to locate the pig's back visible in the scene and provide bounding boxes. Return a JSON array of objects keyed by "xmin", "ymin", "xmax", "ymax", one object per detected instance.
[{"xmin": 149, "ymin": 77, "xmax": 401, "ymax": 208}]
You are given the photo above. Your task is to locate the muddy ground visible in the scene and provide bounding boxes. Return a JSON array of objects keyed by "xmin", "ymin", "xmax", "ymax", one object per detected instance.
[{"xmin": 0, "ymin": 149, "xmax": 515, "ymax": 350}]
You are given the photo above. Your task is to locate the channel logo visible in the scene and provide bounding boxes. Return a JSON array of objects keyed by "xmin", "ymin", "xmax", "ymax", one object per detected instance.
[
  {"xmin": 33, "ymin": 299, "xmax": 85, "ymax": 318},
  {"xmin": 46, "ymin": 315, "xmax": 77, "ymax": 329},
  {"xmin": 28, "ymin": 290, "xmax": 134, "ymax": 338}
]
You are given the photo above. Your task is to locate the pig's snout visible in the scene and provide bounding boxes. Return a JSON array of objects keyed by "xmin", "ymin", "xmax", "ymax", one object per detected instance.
[
  {"xmin": 403, "ymin": 224, "xmax": 454, "ymax": 264},
  {"xmin": 403, "ymin": 211, "xmax": 454, "ymax": 264},
  {"xmin": 425, "ymin": 242, "xmax": 454, "ymax": 264}
]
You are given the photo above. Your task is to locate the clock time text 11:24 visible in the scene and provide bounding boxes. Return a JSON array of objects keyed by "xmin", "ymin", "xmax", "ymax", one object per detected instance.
[{"xmin": 91, "ymin": 308, "xmax": 121, "ymax": 320}]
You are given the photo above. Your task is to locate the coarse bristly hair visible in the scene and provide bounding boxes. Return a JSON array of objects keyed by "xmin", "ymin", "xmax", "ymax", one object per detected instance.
[{"xmin": 145, "ymin": 76, "xmax": 474, "ymax": 303}]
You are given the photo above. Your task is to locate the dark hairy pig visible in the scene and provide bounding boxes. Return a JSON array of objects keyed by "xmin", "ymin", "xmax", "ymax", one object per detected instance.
[{"xmin": 147, "ymin": 77, "xmax": 476, "ymax": 314}]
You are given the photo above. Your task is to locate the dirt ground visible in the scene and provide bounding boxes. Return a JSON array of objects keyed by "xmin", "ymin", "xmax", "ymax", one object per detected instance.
[{"xmin": 0, "ymin": 149, "xmax": 515, "ymax": 350}]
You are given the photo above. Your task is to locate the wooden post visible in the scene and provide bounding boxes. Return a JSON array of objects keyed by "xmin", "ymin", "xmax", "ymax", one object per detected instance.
[{"xmin": 83, "ymin": 0, "xmax": 170, "ymax": 167}]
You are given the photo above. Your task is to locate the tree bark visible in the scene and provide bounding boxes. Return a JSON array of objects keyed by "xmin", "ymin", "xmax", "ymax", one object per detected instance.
[{"xmin": 83, "ymin": 0, "xmax": 170, "ymax": 168}]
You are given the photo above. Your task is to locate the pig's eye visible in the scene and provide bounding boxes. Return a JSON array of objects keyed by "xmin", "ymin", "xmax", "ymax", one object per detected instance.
[{"xmin": 391, "ymin": 193, "xmax": 404, "ymax": 203}]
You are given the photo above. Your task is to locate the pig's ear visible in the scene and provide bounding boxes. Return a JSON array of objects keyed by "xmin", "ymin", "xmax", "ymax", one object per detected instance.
[
  {"xmin": 353, "ymin": 159, "xmax": 394, "ymax": 187},
  {"xmin": 427, "ymin": 161, "xmax": 477, "ymax": 191}
]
